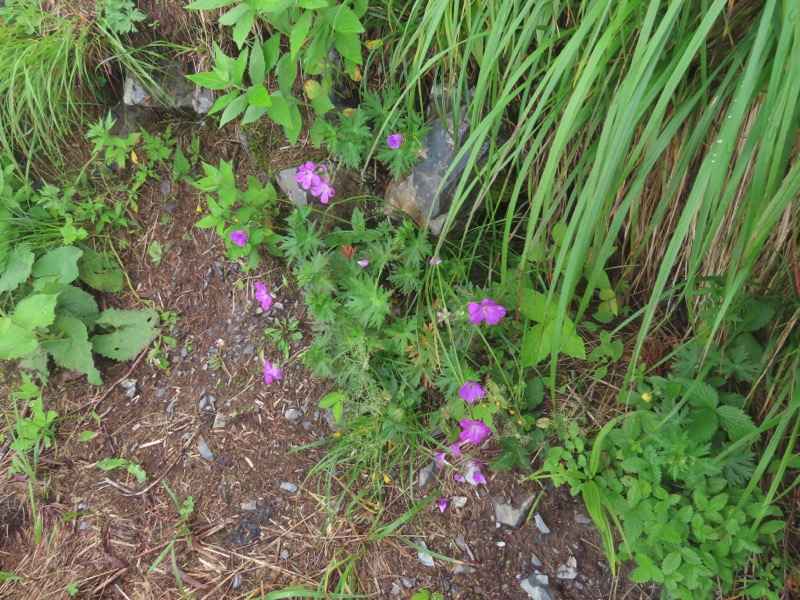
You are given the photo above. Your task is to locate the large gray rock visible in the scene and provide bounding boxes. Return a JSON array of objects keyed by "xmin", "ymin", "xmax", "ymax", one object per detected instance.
[
  {"xmin": 385, "ymin": 108, "xmax": 490, "ymax": 235},
  {"xmin": 491, "ymin": 492, "xmax": 535, "ymax": 528},
  {"xmin": 520, "ymin": 573, "xmax": 555, "ymax": 600},
  {"xmin": 123, "ymin": 62, "xmax": 213, "ymax": 113}
]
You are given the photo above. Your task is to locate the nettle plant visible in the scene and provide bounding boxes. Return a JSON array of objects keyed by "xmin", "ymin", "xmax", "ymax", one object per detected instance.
[
  {"xmin": 0, "ymin": 245, "xmax": 159, "ymax": 385},
  {"xmin": 185, "ymin": 0, "xmax": 366, "ymax": 142},
  {"xmin": 192, "ymin": 159, "xmax": 281, "ymax": 269},
  {"xmin": 534, "ymin": 287, "xmax": 787, "ymax": 599},
  {"xmin": 281, "ymin": 205, "xmax": 545, "ymax": 478}
]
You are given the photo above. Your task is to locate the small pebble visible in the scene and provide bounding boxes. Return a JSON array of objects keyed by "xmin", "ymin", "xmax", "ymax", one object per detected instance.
[
  {"xmin": 240, "ymin": 501, "xmax": 257, "ymax": 511},
  {"xmin": 534, "ymin": 514, "xmax": 550, "ymax": 534},
  {"xmin": 120, "ymin": 379, "xmax": 138, "ymax": 399},
  {"xmin": 76, "ymin": 501, "xmax": 87, "ymax": 511},
  {"xmin": 165, "ymin": 399, "xmax": 177, "ymax": 414},
  {"xmin": 77, "ymin": 521, "xmax": 88, "ymax": 531},
  {"xmin": 301, "ymin": 421, "xmax": 312, "ymax": 430},
  {"xmin": 574, "ymin": 513, "xmax": 592, "ymax": 525},
  {"xmin": 280, "ymin": 482, "xmax": 298, "ymax": 494},
  {"xmin": 196, "ymin": 435, "xmax": 214, "ymax": 461},
  {"xmin": 390, "ymin": 585, "xmax": 401, "ymax": 596},
  {"xmin": 213, "ymin": 412, "xmax": 228, "ymax": 429},
  {"xmin": 279, "ymin": 549, "xmax": 290, "ymax": 560},
  {"xmin": 284, "ymin": 408, "xmax": 301, "ymax": 421},
  {"xmin": 531, "ymin": 553, "xmax": 543, "ymax": 567},
  {"xmin": 156, "ymin": 388, "xmax": 166, "ymax": 398},
  {"xmin": 232, "ymin": 573, "xmax": 244, "ymax": 589},
  {"xmin": 417, "ymin": 540, "xmax": 435, "ymax": 567},
  {"xmin": 180, "ymin": 347, "xmax": 188, "ymax": 358},
  {"xmin": 453, "ymin": 564, "xmax": 476, "ymax": 575},
  {"xmin": 451, "ymin": 496, "xmax": 468, "ymax": 509},
  {"xmin": 556, "ymin": 556, "xmax": 578, "ymax": 580},
  {"xmin": 400, "ymin": 577, "xmax": 416, "ymax": 589}
]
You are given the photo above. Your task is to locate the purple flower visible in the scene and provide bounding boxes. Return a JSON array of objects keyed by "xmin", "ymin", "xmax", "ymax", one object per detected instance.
[
  {"xmin": 310, "ymin": 177, "xmax": 335, "ymax": 204},
  {"xmin": 468, "ymin": 298, "xmax": 506, "ymax": 325},
  {"xmin": 263, "ymin": 360, "xmax": 283, "ymax": 384},
  {"xmin": 458, "ymin": 381, "xmax": 485, "ymax": 403},
  {"xmin": 434, "ymin": 451, "xmax": 446, "ymax": 467},
  {"xmin": 357, "ymin": 258, "xmax": 369, "ymax": 268},
  {"xmin": 453, "ymin": 474, "xmax": 465, "ymax": 483},
  {"xmin": 437, "ymin": 497, "xmax": 449, "ymax": 513},
  {"xmin": 467, "ymin": 468, "xmax": 486, "ymax": 485},
  {"xmin": 459, "ymin": 419, "xmax": 491, "ymax": 445},
  {"xmin": 429, "ymin": 256, "xmax": 442, "ymax": 265},
  {"xmin": 387, "ymin": 133, "xmax": 403, "ymax": 149},
  {"xmin": 254, "ymin": 282, "xmax": 273, "ymax": 311},
  {"xmin": 295, "ymin": 162, "xmax": 318, "ymax": 190},
  {"xmin": 230, "ymin": 230, "xmax": 248, "ymax": 247},
  {"xmin": 450, "ymin": 442, "xmax": 462, "ymax": 458}
]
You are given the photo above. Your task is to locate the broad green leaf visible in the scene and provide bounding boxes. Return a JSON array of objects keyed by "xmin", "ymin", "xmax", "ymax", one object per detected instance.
[
  {"xmin": 91, "ymin": 308, "xmax": 159, "ymax": 361},
  {"xmin": 262, "ymin": 35, "xmax": 282, "ymax": 72},
  {"xmin": 319, "ymin": 391, "xmax": 346, "ymax": 407},
  {"xmin": 276, "ymin": 53, "xmax": 297, "ymax": 95},
  {"xmin": 185, "ymin": 71, "xmax": 229, "ymax": 91},
  {"xmin": 334, "ymin": 31, "xmax": 362, "ymax": 64},
  {"xmin": 209, "ymin": 90, "xmax": 239, "ymax": 115},
  {"xmin": 0, "ymin": 318, "xmax": 38, "ymax": 359},
  {"xmin": 323, "ymin": 4, "xmax": 364, "ymax": 33},
  {"xmin": 96, "ymin": 458, "xmax": 128, "ymax": 471},
  {"xmin": 560, "ymin": 318, "xmax": 586, "ymax": 359},
  {"xmin": 218, "ymin": 2, "xmax": 249, "ymax": 25},
  {"xmin": 78, "ymin": 251, "xmax": 123, "ymax": 292},
  {"xmin": 42, "ymin": 316, "xmax": 102, "ymax": 385},
  {"xmin": 232, "ymin": 10, "xmax": 255, "ymax": 48},
  {"xmin": 246, "ymin": 84, "xmax": 272, "ymax": 106},
  {"xmin": 184, "ymin": 0, "xmax": 237, "ymax": 9},
  {"xmin": 78, "ymin": 430, "xmax": 99, "ymax": 442},
  {"xmin": 520, "ymin": 322, "xmax": 549, "ymax": 366},
  {"xmin": 266, "ymin": 93, "xmax": 293, "ymax": 128},
  {"xmin": 219, "ymin": 93, "xmax": 249, "ymax": 127},
  {"xmin": 127, "ymin": 462, "xmax": 148, "ymax": 483},
  {"xmin": 14, "ymin": 293, "xmax": 58, "ymax": 329},
  {"xmin": 249, "ymin": 38, "xmax": 266, "ymax": 84},
  {"xmin": 759, "ymin": 520, "xmax": 785, "ymax": 534},
  {"xmin": 0, "ymin": 246, "xmax": 34, "ymax": 293},
  {"xmin": 241, "ymin": 104, "xmax": 268, "ymax": 124},
  {"xmin": 290, "ymin": 10, "xmax": 313, "ymax": 60},
  {"xmin": 195, "ymin": 214, "xmax": 221, "ymax": 228},
  {"xmin": 662, "ymin": 551, "xmax": 682, "ymax": 575},
  {"xmin": 630, "ymin": 554, "xmax": 664, "ymax": 584},
  {"xmin": 40, "ymin": 283, "xmax": 100, "ymax": 329},
  {"xmin": 519, "ymin": 288, "xmax": 557, "ymax": 322}
]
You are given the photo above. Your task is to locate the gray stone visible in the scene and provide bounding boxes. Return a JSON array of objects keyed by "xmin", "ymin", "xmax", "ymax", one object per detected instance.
[
  {"xmin": 418, "ymin": 461, "xmax": 437, "ymax": 489},
  {"xmin": 400, "ymin": 577, "xmax": 416, "ymax": 589},
  {"xmin": 76, "ymin": 501, "xmax": 87, "ymax": 511},
  {"xmin": 180, "ymin": 347, "xmax": 188, "ymax": 358},
  {"xmin": 196, "ymin": 435, "xmax": 214, "ymax": 461},
  {"xmin": 240, "ymin": 501, "xmax": 258, "ymax": 511},
  {"xmin": 385, "ymin": 108, "xmax": 490, "ymax": 235},
  {"xmin": 280, "ymin": 482, "xmax": 298, "ymax": 494},
  {"xmin": 279, "ymin": 549, "xmax": 290, "ymax": 560},
  {"xmin": 77, "ymin": 521, "xmax": 88, "ymax": 531},
  {"xmin": 156, "ymin": 388, "xmax": 166, "ymax": 398},
  {"xmin": 301, "ymin": 421, "xmax": 312, "ymax": 430},
  {"xmin": 213, "ymin": 412, "xmax": 228, "ymax": 429},
  {"xmin": 534, "ymin": 513, "xmax": 550, "ymax": 535},
  {"xmin": 232, "ymin": 573, "xmax": 244, "ymax": 589},
  {"xmin": 453, "ymin": 564, "xmax": 476, "ymax": 575},
  {"xmin": 556, "ymin": 556, "xmax": 578, "ymax": 580},
  {"xmin": 165, "ymin": 399, "xmax": 177, "ymax": 414},
  {"xmin": 122, "ymin": 63, "xmax": 212, "ymax": 113},
  {"xmin": 574, "ymin": 512, "xmax": 593, "ymax": 525},
  {"xmin": 120, "ymin": 379, "xmax": 138, "ymax": 399},
  {"xmin": 284, "ymin": 408, "xmax": 302, "ymax": 421},
  {"xmin": 520, "ymin": 573, "xmax": 555, "ymax": 600},
  {"xmin": 491, "ymin": 492, "xmax": 535, "ymax": 528},
  {"xmin": 417, "ymin": 540, "xmax": 435, "ymax": 567},
  {"xmin": 277, "ymin": 167, "xmax": 312, "ymax": 207},
  {"xmin": 451, "ymin": 496, "xmax": 468, "ymax": 509},
  {"xmin": 390, "ymin": 585, "xmax": 401, "ymax": 596},
  {"xmin": 531, "ymin": 553, "xmax": 542, "ymax": 567}
]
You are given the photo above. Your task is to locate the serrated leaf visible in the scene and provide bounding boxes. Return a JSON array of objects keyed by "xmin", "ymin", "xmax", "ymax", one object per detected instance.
[
  {"xmin": 290, "ymin": 10, "xmax": 313, "ymax": 59},
  {"xmin": 334, "ymin": 31, "xmax": 362, "ymax": 64},
  {"xmin": 323, "ymin": 4, "xmax": 364, "ymax": 33},
  {"xmin": 0, "ymin": 318, "xmax": 38, "ymax": 359},
  {"xmin": 630, "ymin": 555, "xmax": 664, "ymax": 584},
  {"xmin": 14, "ymin": 294, "xmax": 58, "ymax": 328},
  {"xmin": 759, "ymin": 520, "xmax": 785, "ymax": 534},
  {"xmin": 78, "ymin": 251, "xmax": 123, "ymax": 292},
  {"xmin": 91, "ymin": 308, "xmax": 159, "ymax": 361},
  {"xmin": 40, "ymin": 283, "xmax": 99, "ymax": 329},
  {"xmin": 662, "ymin": 551, "xmax": 682, "ymax": 575},
  {"xmin": 0, "ymin": 247, "xmax": 34, "ymax": 293},
  {"xmin": 519, "ymin": 288, "xmax": 557, "ymax": 322},
  {"xmin": 686, "ymin": 407, "xmax": 718, "ymax": 443},
  {"xmin": 43, "ymin": 315, "xmax": 102, "ymax": 385},
  {"xmin": 127, "ymin": 462, "xmax": 148, "ymax": 483}
]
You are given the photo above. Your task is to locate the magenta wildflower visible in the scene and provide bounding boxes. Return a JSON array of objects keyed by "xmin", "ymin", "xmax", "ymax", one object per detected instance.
[
  {"xmin": 450, "ymin": 442, "xmax": 462, "ymax": 458},
  {"xmin": 429, "ymin": 256, "xmax": 442, "ymax": 265},
  {"xmin": 253, "ymin": 282, "xmax": 273, "ymax": 311},
  {"xmin": 468, "ymin": 298, "xmax": 506, "ymax": 325},
  {"xmin": 310, "ymin": 176, "xmax": 335, "ymax": 204},
  {"xmin": 357, "ymin": 258, "xmax": 369, "ymax": 268},
  {"xmin": 459, "ymin": 419, "xmax": 491, "ymax": 445},
  {"xmin": 263, "ymin": 359, "xmax": 283, "ymax": 384},
  {"xmin": 295, "ymin": 162, "xmax": 318, "ymax": 190},
  {"xmin": 467, "ymin": 468, "xmax": 486, "ymax": 485},
  {"xmin": 387, "ymin": 133, "xmax": 403, "ymax": 149},
  {"xmin": 230, "ymin": 230, "xmax": 248, "ymax": 248},
  {"xmin": 434, "ymin": 451, "xmax": 446, "ymax": 467},
  {"xmin": 458, "ymin": 381, "xmax": 485, "ymax": 403},
  {"xmin": 437, "ymin": 497, "xmax": 449, "ymax": 513},
  {"xmin": 453, "ymin": 473, "xmax": 465, "ymax": 483}
]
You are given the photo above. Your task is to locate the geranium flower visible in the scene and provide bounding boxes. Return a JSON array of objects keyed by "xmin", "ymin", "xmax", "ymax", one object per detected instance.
[
  {"xmin": 429, "ymin": 256, "xmax": 442, "ymax": 265},
  {"xmin": 458, "ymin": 381, "xmax": 485, "ymax": 403},
  {"xmin": 310, "ymin": 176, "xmax": 335, "ymax": 204},
  {"xmin": 466, "ymin": 468, "xmax": 486, "ymax": 485},
  {"xmin": 468, "ymin": 298, "xmax": 506, "ymax": 325},
  {"xmin": 453, "ymin": 473, "xmax": 465, "ymax": 483},
  {"xmin": 387, "ymin": 133, "xmax": 403, "ymax": 149},
  {"xmin": 437, "ymin": 497, "xmax": 449, "ymax": 513},
  {"xmin": 295, "ymin": 162, "xmax": 318, "ymax": 190},
  {"xmin": 459, "ymin": 419, "xmax": 491, "ymax": 445},
  {"xmin": 230, "ymin": 230, "xmax": 248, "ymax": 247},
  {"xmin": 450, "ymin": 442, "xmax": 462, "ymax": 458},
  {"xmin": 357, "ymin": 258, "xmax": 369, "ymax": 267},
  {"xmin": 253, "ymin": 282, "xmax": 273, "ymax": 311},
  {"xmin": 434, "ymin": 451, "xmax": 446, "ymax": 467},
  {"xmin": 263, "ymin": 360, "xmax": 283, "ymax": 384}
]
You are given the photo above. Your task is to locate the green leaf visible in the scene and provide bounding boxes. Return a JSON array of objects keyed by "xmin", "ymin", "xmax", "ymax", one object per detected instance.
[
  {"xmin": 40, "ymin": 283, "xmax": 100, "ymax": 330},
  {"xmin": 78, "ymin": 430, "xmax": 98, "ymax": 442},
  {"xmin": 249, "ymin": 39, "xmax": 266, "ymax": 84},
  {"xmin": 218, "ymin": 3, "xmax": 250, "ymax": 25},
  {"xmin": 219, "ymin": 93, "xmax": 249, "ymax": 127},
  {"xmin": 276, "ymin": 53, "xmax": 297, "ymax": 95},
  {"xmin": 716, "ymin": 404, "xmax": 758, "ymax": 439},
  {"xmin": 662, "ymin": 551, "xmax": 682, "ymax": 575},
  {"xmin": 319, "ymin": 390, "xmax": 346, "ymax": 408},
  {"xmin": 127, "ymin": 462, "xmax": 148, "ymax": 483},
  {"xmin": 519, "ymin": 288, "xmax": 557, "ymax": 322},
  {"xmin": 42, "ymin": 316, "xmax": 102, "ymax": 386},
  {"xmin": 246, "ymin": 84, "xmax": 272, "ymax": 106},
  {"xmin": 630, "ymin": 554, "xmax": 664, "ymax": 584},
  {"xmin": 184, "ymin": 0, "xmax": 237, "ymax": 9},
  {"xmin": 290, "ymin": 10, "xmax": 313, "ymax": 60},
  {"xmin": 266, "ymin": 93, "xmax": 293, "ymax": 128},
  {"xmin": 185, "ymin": 71, "xmax": 229, "ymax": 91},
  {"xmin": 241, "ymin": 104, "xmax": 268, "ymax": 124},
  {"xmin": 96, "ymin": 458, "xmax": 128, "ymax": 471},
  {"xmin": 208, "ymin": 90, "xmax": 239, "ymax": 115},
  {"xmin": 560, "ymin": 318, "xmax": 586, "ymax": 359},
  {"xmin": 759, "ymin": 520, "xmax": 785, "ymax": 534},
  {"xmin": 262, "ymin": 35, "xmax": 282, "ymax": 72},
  {"xmin": 195, "ymin": 214, "xmax": 221, "ymax": 228},
  {"xmin": 14, "ymin": 294, "xmax": 58, "ymax": 329},
  {"xmin": 520, "ymin": 322, "xmax": 549, "ymax": 366},
  {"xmin": 78, "ymin": 251, "xmax": 123, "ymax": 292},
  {"xmin": 0, "ymin": 318, "xmax": 38, "ymax": 359},
  {"xmin": 334, "ymin": 31, "xmax": 362, "ymax": 64},
  {"xmin": 231, "ymin": 10, "xmax": 255, "ymax": 48},
  {"xmin": 0, "ymin": 571, "xmax": 22, "ymax": 581},
  {"xmin": 0, "ymin": 247, "xmax": 34, "ymax": 293},
  {"xmin": 323, "ymin": 4, "xmax": 364, "ymax": 33},
  {"xmin": 91, "ymin": 308, "xmax": 160, "ymax": 361}
]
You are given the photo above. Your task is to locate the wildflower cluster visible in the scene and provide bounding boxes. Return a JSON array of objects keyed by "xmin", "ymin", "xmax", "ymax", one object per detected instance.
[{"xmin": 295, "ymin": 161, "xmax": 335, "ymax": 204}]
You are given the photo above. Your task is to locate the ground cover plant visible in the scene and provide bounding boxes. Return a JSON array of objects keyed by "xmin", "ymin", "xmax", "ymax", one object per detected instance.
[{"xmin": 0, "ymin": 0, "xmax": 799, "ymax": 597}]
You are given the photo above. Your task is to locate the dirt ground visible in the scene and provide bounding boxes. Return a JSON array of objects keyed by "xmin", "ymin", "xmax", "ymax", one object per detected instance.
[{"xmin": 0, "ymin": 106, "xmax": 663, "ymax": 599}]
